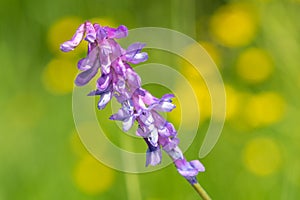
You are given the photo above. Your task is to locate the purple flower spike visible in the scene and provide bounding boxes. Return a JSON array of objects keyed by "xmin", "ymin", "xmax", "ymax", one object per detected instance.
[{"xmin": 60, "ymin": 21, "xmax": 205, "ymax": 188}]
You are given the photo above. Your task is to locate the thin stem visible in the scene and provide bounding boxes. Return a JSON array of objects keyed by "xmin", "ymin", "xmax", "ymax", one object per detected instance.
[{"xmin": 192, "ymin": 182, "xmax": 211, "ymax": 200}]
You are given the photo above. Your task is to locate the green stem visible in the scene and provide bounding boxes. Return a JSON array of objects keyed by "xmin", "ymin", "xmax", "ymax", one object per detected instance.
[{"xmin": 192, "ymin": 182, "xmax": 211, "ymax": 200}]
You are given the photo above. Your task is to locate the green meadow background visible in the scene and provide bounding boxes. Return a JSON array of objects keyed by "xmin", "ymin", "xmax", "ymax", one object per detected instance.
[{"xmin": 1, "ymin": 0, "xmax": 300, "ymax": 199}]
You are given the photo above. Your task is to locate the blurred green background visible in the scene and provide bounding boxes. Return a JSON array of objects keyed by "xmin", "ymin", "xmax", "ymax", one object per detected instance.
[{"xmin": 1, "ymin": 0, "xmax": 300, "ymax": 199}]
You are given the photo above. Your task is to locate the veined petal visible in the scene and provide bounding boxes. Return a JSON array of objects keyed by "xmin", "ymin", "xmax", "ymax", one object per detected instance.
[{"xmin": 60, "ymin": 23, "xmax": 85, "ymax": 52}]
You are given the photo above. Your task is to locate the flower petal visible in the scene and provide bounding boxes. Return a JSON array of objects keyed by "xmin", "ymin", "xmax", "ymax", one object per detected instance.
[
  {"xmin": 123, "ymin": 116, "xmax": 135, "ymax": 131},
  {"xmin": 105, "ymin": 25, "xmax": 128, "ymax": 39},
  {"xmin": 75, "ymin": 65, "xmax": 99, "ymax": 86},
  {"xmin": 84, "ymin": 21, "xmax": 96, "ymax": 43},
  {"xmin": 97, "ymin": 92, "xmax": 112, "ymax": 110},
  {"xmin": 125, "ymin": 43, "xmax": 148, "ymax": 64},
  {"xmin": 60, "ymin": 23, "xmax": 85, "ymax": 52},
  {"xmin": 146, "ymin": 148, "xmax": 162, "ymax": 166},
  {"xmin": 97, "ymin": 74, "xmax": 111, "ymax": 92}
]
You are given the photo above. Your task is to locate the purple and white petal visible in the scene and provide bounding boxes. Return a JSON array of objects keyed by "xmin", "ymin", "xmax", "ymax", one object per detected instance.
[
  {"xmin": 97, "ymin": 92, "xmax": 112, "ymax": 110},
  {"xmin": 139, "ymin": 111, "xmax": 154, "ymax": 126},
  {"xmin": 153, "ymin": 101, "xmax": 176, "ymax": 112},
  {"xmin": 146, "ymin": 148, "xmax": 162, "ymax": 166},
  {"xmin": 148, "ymin": 128, "xmax": 158, "ymax": 147},
  {"xmin": 123, "ymin": 116, "xmax": 135, "ymax": 131}
]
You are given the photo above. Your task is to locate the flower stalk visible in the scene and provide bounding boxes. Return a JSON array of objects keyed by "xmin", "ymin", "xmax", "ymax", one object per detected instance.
[{"xmin": 192, "ymin": 182, "xmax": 211, "ymax": 200}]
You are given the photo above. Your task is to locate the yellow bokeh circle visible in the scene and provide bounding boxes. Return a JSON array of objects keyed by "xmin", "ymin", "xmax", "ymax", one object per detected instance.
[
  {"xmin": 236, "ymin": 48, "xmax": 274, "ymax": 83},
  {"xmin": 199, "ymin": 41, "xmax": 221, "ymax": 67},
  {"xmin": 244, "ymin": 92, "xmax": 286, "ymax": 127},
  {"xmin": 74, "ymin": 154, "xmax": 115, "ymax": 195},
  {"xmin": 42, "ymin": 58, "xmax": 77, "ymax": 95},
  {"xmin": 225, "ymin": 85, "xmax": 240, "ymax": 120},
  {"xmin": 243, "ymin": 137, "xmax": 282, "ymax": 176},
  {"xmin": 210, "ymin": 3, "xmax": 258, "ymax": 47}
]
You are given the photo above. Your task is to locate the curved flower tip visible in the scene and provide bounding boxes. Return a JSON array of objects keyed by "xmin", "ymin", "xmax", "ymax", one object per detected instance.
[{"xmin": 60, "ymin": 23, "xmax": 86, "ymax": 52}]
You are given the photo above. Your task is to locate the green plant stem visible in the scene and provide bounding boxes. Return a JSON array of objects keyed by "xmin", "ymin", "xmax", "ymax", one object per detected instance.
[{"xmin": 192, "ymin": 182, "xmax": 211, "ymax": 200}]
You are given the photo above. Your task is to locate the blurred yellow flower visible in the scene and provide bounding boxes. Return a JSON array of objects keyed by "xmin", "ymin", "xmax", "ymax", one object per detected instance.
[
  {"xmin": 225, "ymin": 85, "xmax": 240, "ymax": 120},
  {"xmin": 210, "ymin": 3, "xmax": 258, "ymax": 47},
  {"xmin": 243, "ymin": 137, "xmax": 282, "ymax": 176},
  {"xmin": 42, "ymin": 58, "xmax": 77, "ymax": 95},
  {"xmin": 236, "ymin": 48, "xmax": 274, "ymax": 83},
  {"xmin": 244, "ymin": 92, "xmax": 286, "ymax": 127},
  {"xmin": 171, "ymin": 74, "xmax": 211, "ymax": 125},
  {"xmin": 199, "ymin": 41, "xmax": 222, "ymax": 67},
  {"xmin": 74, "ymin": 154, "xmax": 115, "ymax": 195}
]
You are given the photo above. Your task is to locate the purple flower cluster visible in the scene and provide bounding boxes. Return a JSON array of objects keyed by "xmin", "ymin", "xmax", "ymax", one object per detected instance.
[{"xmin": 60, "ymin": 21, "xmax": 205, "ymax": 184}]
